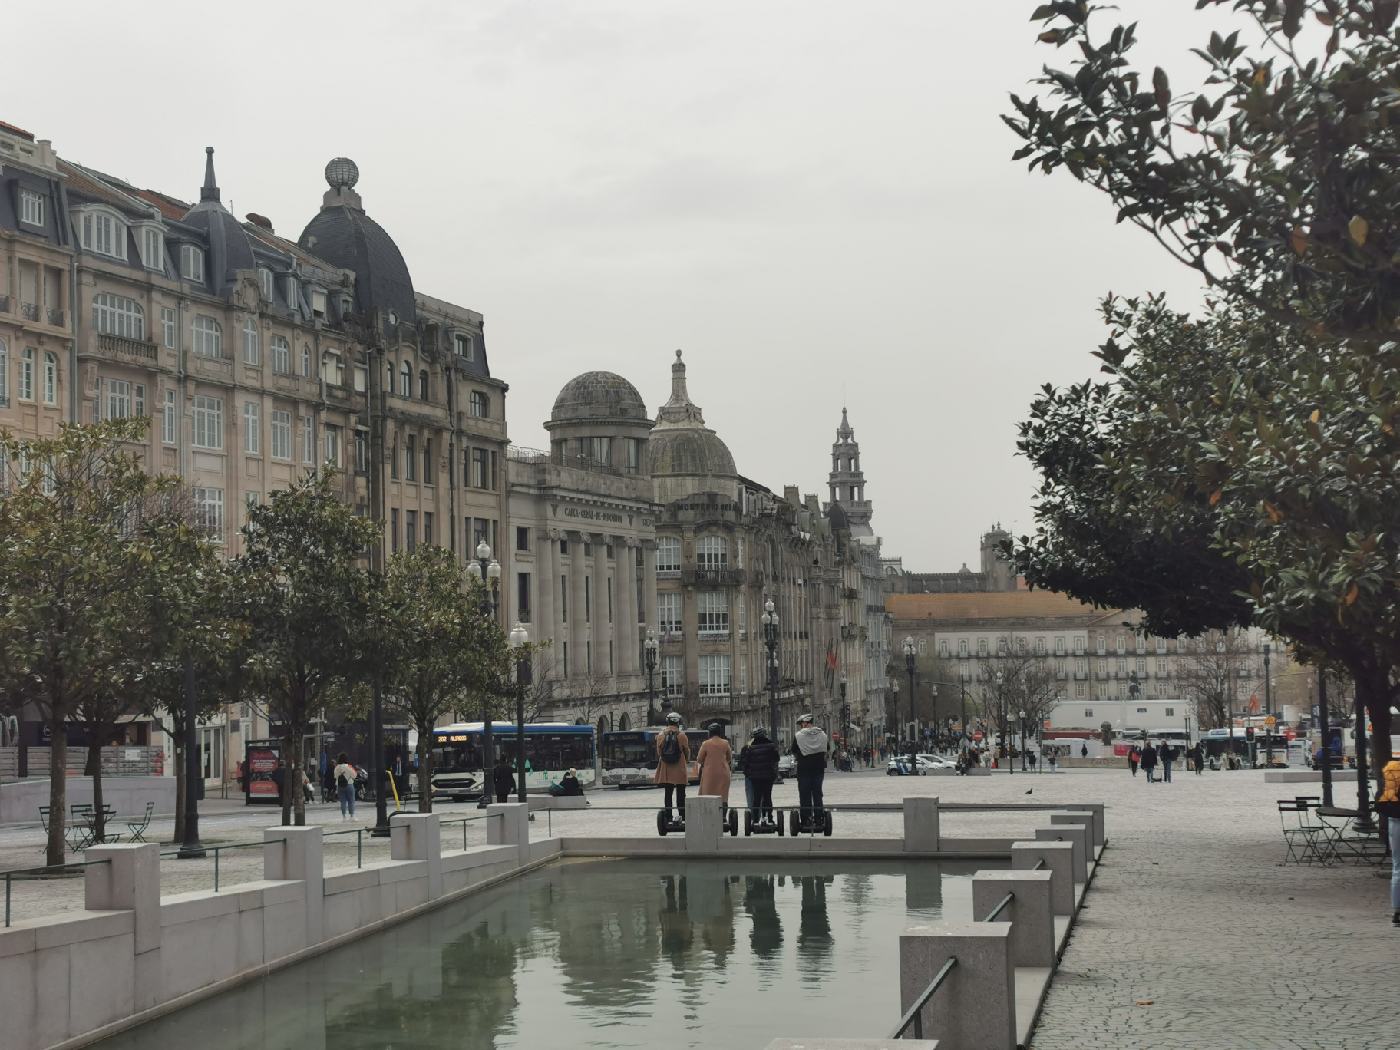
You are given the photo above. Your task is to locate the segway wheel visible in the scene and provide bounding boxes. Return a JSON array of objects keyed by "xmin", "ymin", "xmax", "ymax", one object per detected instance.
[
  {"xmin": 657, "ymin": 809, "xmax": 668, "ymax": 836},
  {"xmin": 823, "ymin": 810, "xmax": 833, "ymax": 837},
  {"xmin": 744, "ymin": 811, "xmax": 753, "ymax": 836},
  {"xmin": 727, "ymin": 808, "xmax": 738, "ymax": 836},
  {"xmin": 776, "ymin": 811, "xmax": 785, "ymax": 837}
]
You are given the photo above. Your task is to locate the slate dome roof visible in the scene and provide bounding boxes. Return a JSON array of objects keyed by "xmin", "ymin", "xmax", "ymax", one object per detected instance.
[
  {"xmin": 551, "ymin": 371, "xmax": 649, "ymax": 423},
  {"xmin": 298, "ymin": 158, "xmax": 417, "ymax": 325},
  {"xmin": 181, "ymin": 148, "xmax": 256, "ymax": 292},
  {"xmin": 645, "ymin": 350, "xmax": 736, "ymax": 479}
]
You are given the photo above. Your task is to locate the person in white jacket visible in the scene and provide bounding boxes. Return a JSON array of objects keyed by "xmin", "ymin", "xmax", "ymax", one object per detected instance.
[{"xmin": 790, "ymin": 714, "xmax": 830, "ymax": 820}]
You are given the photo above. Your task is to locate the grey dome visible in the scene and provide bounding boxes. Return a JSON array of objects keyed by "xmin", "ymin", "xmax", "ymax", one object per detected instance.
[
  {"xmin": 551, "ymin": 371, "xmax": 648, "ymax": 423},
  {"xmin": 646, "ymin": 427, "xmax": 736, "ymax": 477},
  {"xmin": 181, "ymin": 147, "xmax": 255, "ymax": 293},
  {"xmin": 299, "ymin": 158, "xmax": 416, "ymax": 326}
]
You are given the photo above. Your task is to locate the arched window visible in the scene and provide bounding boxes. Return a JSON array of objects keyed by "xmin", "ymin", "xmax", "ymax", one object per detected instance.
[
  {"xmin": 91, "ymin": 294, "xmax": 145, "ymax": 339},
  {"xmin": 191, "ymin": 316, "xmax": 222, "ymax": 358},
  {"xmin": 270, "ymin": 336, "xmax": 290, "ymax": 374},
  {"xmin": 617, "ymin": 713, "xmax": 631, "ymax": 731},
  {"xmin": 696, "ymin": 535, "xmax": 728, "ymax": 570},
  {"xmin": 400, "ymin": 362, "xmax": 411, "ymax": 398},
  {"xmin": 300, "ymin": 344, "xmax": 311, "ymax": 377},
  {"xmin": 469, "ymin": 390, "xmax": 489, "ymax": 418},
  {"xmin": 418, "ymin": 369, "xmax": 429, "ymax": 400},
  {"xmin": 43, "ymin": 352, "xmax": 57, "ymax": 405},
  {"xmin": 242, "ymin": 318, "xmax": 260, "ymax": 365},
  {"xmin": 597, "ymin": 716, "xmax": 608, "ymax": 736}
]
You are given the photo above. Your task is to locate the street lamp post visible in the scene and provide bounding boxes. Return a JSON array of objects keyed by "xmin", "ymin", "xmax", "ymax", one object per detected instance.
[
  {"xmin": 839, "ymin": 675, "xmax": 849, "ymax": 757},
  {"xmin": 890, "ymin": 678, "xmax": 899, "ymax": 758},
  {"xmin": 1263, "ymin": 643, "xmax": 1273, "ymax": 768},
  {"xmin": 762, "ymin": 598, "xmax": 780, "ymax": 736},
  {"xmin": 902, "ymin": 637, "xmax": 917, "ymax": 766},
  {"xmin": 1352, "ymin": 689, "xmax": 1374, "ymax": 833},
  {"xmin": 1318, "ymin": 669, "xmax": 1334, "ymax": 807},
  {"xmin": 1019, "ymin": 709, "xmax": 1028, "ymax": 771},
  {"xmin": 509, "ymin": 623, "xmax": 530, "ymax": 803},
  {"xmin": 644, "ymin": 629, "xmax": 659, "ymax": 725},
  {"xmin": 475, "ymin": 540, "xmax": 501, "ymax": 805},
  {"xmin": 177, "ymin": 653, "xmax": 205, "ymax": 858}
]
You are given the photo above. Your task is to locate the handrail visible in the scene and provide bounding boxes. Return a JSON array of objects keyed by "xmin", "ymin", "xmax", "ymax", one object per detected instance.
[
  {"xmin": 888, "ymin": 956, "xmax": 957, "ymax": 1039},
  {"xmin": 1033, "ymin": 858, "xmax": 1046, "ymax": 870},
  {"xmin": 981, "ymin": 891, "xmax": 1014, "ymax": 923},
  {"xmin": 3, "ymin": 858, "xmax": 111, "ymax": 928},
  {"xmin": 161, "ymin": 839, "xmax": 271, "ymax": 893}
]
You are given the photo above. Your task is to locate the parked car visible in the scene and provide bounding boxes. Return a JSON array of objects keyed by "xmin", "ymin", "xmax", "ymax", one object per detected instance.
[{"xmin": 777, "ymin": 754, "xmax": 797, "ymax": 778}]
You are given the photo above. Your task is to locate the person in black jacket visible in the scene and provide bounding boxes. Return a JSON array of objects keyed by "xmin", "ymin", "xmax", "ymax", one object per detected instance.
[
  {"xmin": 743, "ymin": 727, "xmax": 780, "ymax": 823},
  {"xmin": 492, "ymin": 756, "xmax": 515, "ymax": 803}
]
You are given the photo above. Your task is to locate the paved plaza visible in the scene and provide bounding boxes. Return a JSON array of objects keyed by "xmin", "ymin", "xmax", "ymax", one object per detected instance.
[{"xmin": 2, "ymin": 766, "xmax": 1391, "ymax": 1047}]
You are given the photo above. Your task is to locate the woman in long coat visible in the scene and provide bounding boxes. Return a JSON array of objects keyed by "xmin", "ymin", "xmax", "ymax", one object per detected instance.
[{"xmin": 696, "ymin": 723, "xmax": 733, "ymax": 802}]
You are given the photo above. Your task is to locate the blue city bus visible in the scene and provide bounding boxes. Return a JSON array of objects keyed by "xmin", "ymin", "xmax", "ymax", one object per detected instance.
[
  {"xmin": 600, "ymin": 727, "xmax": 706, "ymax": 788},
  {"xmin": 429, "ymin": 722, "xmax": 597, "ymax": 800}
]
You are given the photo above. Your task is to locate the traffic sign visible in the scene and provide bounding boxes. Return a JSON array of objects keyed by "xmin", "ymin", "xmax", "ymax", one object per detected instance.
[{"xmin": 1264, "ymin": 715, "xmax": 1276, "ymax": 727}]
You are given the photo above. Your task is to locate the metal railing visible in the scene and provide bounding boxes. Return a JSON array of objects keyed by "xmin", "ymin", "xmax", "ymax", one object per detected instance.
[
  {"xmin": 160, "ymin": 840, "xmax": 274, "ymax": 894},
  {"xmin": 439, "ymin": 813, "xmax": 489, "ymax": 851},
  {"xmin": 3, "ymin": 858, "xmax": 110, "ymax": 928},
  {"xmin": 888, "ymin": 957, "xmax": 957, "ymax": 1040}
]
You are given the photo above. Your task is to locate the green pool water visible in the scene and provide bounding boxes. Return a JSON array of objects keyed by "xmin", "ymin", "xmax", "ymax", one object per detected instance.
[{"xmin": 94, "ymin": 858, "xmax": 982, "ymax": 1049}]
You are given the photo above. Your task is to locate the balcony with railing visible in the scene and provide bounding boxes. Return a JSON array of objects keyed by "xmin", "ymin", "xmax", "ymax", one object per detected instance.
[
  {"xmin": 682, "ymin": 567, "xmax": 744, "ymax": 587},
  {"xmin": 0, "ymin": 294, "xmax": 10, "ymax": 313},
  {"xmin": 189, "ymin": 351, "xmax": 234, "ymax": 381},
  {"xmin": 47, "ymin": 308, "xmax": 64, "ymax": 326},
  {"xmin": 95, "ymin": 333, "xmax": 159, "ymax": 363},
  {"xmin": 20, "ymin": 301, "xmax": 39, "ymax": 321}
]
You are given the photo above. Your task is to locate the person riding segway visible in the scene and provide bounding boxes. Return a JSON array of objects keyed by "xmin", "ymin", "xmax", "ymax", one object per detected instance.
[
  {"xmin": 790, "ymin": 713, "xmax": 832, "ymax": 836},
  {"xmin": 696, "ymin": 722, "xmax": 738, "ymax": 836},
  {"xmin": 742, "ymin": 726, "xmax": 783, "ymax": 836},
  {"xmin": 655, "ymin": 713, "xmax": 690, "ymax": 835}
]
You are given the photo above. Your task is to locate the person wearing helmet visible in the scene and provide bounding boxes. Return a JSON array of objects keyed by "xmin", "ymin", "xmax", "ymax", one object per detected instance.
[
  {"xmin": 743, "ymin": 726, "xmax": 780, "ymax": 823},
  {"xmin": 654, "ymin": 712, "xmax": 691, "ymax": 819},
  {"xmin": 791, "ymin": 714, "xmax": 829, "ymax": 822},
  {"xmin": 696, "ymin": 722, "xmax": 733, "ymax": 802}
]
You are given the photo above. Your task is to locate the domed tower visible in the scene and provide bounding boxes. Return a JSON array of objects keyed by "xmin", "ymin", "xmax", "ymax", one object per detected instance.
[
  {"xmin": 180, "ymin": 147, "xmax": 256, "ymax": 295},
  {"xmin": 298, "ymin": 157, "xmax": 417, "ymax": 332},
  {"xmin": 827, "ymin": 407, "xmax": 874, "ymax": 541},
  {"xmin": 646, "ymin": 350, "xmax": 737, "ymax": 504},
  {"xmin": 545, "ymin": 371, "xmax": 653, "ymax": 474},
  {"xmin": 980, "ymin": 524, "xmax": 1015, "ymax": 591}
]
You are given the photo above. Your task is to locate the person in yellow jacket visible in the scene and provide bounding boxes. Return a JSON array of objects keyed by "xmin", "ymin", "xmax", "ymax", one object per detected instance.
[{"xmin": 1376, "ymin": 753, "xmax": 1400, "ymax": 927}]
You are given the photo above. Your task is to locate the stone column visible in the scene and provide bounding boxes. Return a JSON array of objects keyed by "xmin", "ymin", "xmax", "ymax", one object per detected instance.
[
  {"xmin": 900, "ymin": 922, "xmax": 1016, "ymax": 1050},
  {"xmin": 568, "ymin": 530, "xmax": 587, "ymax": 676},
  {"xmin": 903, "ymin": 796, "xmax": 940, "ymax": 852},
  {"xmin": 264, "ymin": 825, "xmax": 325, "ymax": 947},
  {"xmin": 642, "ymin": 539, "xmax": 658, "ymax": 633},
  {"xmin": 970, "ymin": 868, "xmax": 1056, "ymax": 968},
  {"xmin": 539, "ymin": 527, "xmax": 558, "ymax": 667},
  {"xmin": 391, "ymin": 812, "xmax": 443, "ymax": 899},
  {"xmin": 486, "ymin": 801, "xmax": 530, "ymax": 863},
  {"xmin": 617, "ymin": 538, "xmax": 638, "ymax": 674},
  {"xmin": 595, "ymin": 535, "xmax": 614, "ymax": 679},
  {"xmin": 1010, "ymin": 840, "xmax": 1076, "ymax": 916}
]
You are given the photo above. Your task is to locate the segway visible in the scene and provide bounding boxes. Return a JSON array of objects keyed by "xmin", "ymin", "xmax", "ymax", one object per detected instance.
[
  {"xmin": 656, "ymin": 808, "xmax": 685, "ymax": 836},
  {"xmin": 789, "ymin": 805, "xmax": 833, "ymax": 836},
  {"xmin": 724, "ymin": 806, "xmax": 739, "ymax": 836},
  {"xmin": 743, "ymin": 809, "xmax": 785, "ymax": 837}
]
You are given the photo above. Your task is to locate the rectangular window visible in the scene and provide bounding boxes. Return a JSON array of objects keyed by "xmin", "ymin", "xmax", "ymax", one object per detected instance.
[
  {"xmin": 391, "ymin": 441, "xmax": 399, "ymax": 480},
  {"xmin": 41, "ymin": 353, "xmax": 57, "ymax": 405},
  {"xmin": 423, "ymin": 511, "xmax": 434, "ymax": 546},
  {"xmin": 192, "ymin": 395, "xmax": 223, "ymax": 450},
  {"xmin": 354, "ymin": 429, "xmax": 368, "ymax": 473},
  {"xmin": 1084, "ymin": 709, "xmax": 1094, "ymax": 718},
  {"xmin": 699, "ymin": 654, "xmax": 731, "ymax": 697},
  {"xmin": 695, "ymin": 535, "xmax": 727, "ymax": 570},
  {"xmin": 105, "ymin": 379, "xmax": 133, "ymax": 420},
  {"xmin": 517, "ymin": 571, "xmax": 531, "ymax": 622},
  {"xmin": 658, "ymin": 592, "xmax": 682, "ymax": 636},
  {"xmin": 454, "ymin": 332, "xmax": 473, "ymax": 359},
  {"xmin": 243, "ymin": 402, "xmax": 260, "ymax": 454},
  {"xmin": 560, "ymin": 576, "xmax": 568, "ymax": 623},
  {"xmin": 161, "ymin": 308, "xmax": 177, "ymax": 348},
  {"xmin": 270, "ymin": 410, "xmax": 291, "ymax": 460},
  {"xmin": 1165, "ymin": 707, "xmax": 1175, "ymax": 717},
  {"xmin": 242, "ymin": 319, "xmax": 260, "ymax": 365},
  {"xmin": 19, "ymin": 348, "xmax": 34, "ymax": 400},
  {"xmin": 656, "ymin": 536, "xmax": 681, "ymax": 574},
  {"xmin": 142, "ymin": 227, "xmax": 164, "ymax": 270},
  {"xmin": 162, "ymin": 389, "xmax": 176, "ymax": 444},
  {"xmin": 470, "ymin": 447, "xmax": 488, "ymax": 488},
  {"xmin": 607, "ymin": 577, "xmax": 613, "ymax": 622},
  {"xmin": 406, "ymin": 435, "xmax": 417, "ymax": 482},
  {"xmin": 244, "ymin": 491, "xmax": 260, "ymax": 524},
  {"xmin": 80, "ymin": 211, "xmax": 126, "ymax": 258},
  {"xmin": 697, "ymin": 592, "xmax": 728, "ymax": 635},
  {"xmin": 625, "ymin": 437, "xmax": 640, "ymax": 474},
  {"xmin": 422, "ymin": 439, "xmax": 433, "ymax": 485},
  {"xmin": 302, "ymin": 416, "xmax": 314, "ymax": 464},
  {"xmin": 192, "ymin": 487, "xmax": 224, "ymax": 539},
  {"xmin": 584, "ymin": 576, "xmax": 591, "ymax": 623},
  {"xmin": 660, "ymin": 655, "xmax": 683, "ymax": 698},
  {"xmin": 271, "ymin": 338, "xmax": 290, "ymax": 374},
  {"xmin": 181, "ymin": 244, "xmax": 203, "ymax": 281},
  {"xmin": 324, "ymin": 424, "xmax": 340, "ymax": 467},
  {"xmin": 390, "ymin": 508, "xmax": 400, "ymax": 553},
  {"xmin": 516, "ymin": 526, "xmax": 530, "ymax": 551},
  {"xmin": 258, "ymin": 268, "xmax": 274, "ymax": 300},
  {"xmin": 19, "ymin": 189, "xmax": 44, "ymax": 226},
  {"xmin": 405, "ymin": 510, "xmax": 417, "ymax": 552}
]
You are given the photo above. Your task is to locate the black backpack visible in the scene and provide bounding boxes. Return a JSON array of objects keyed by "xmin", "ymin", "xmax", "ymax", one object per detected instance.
[{"xmin": 660, "ymin": 731, "xmax": 682, "ymax": 763}]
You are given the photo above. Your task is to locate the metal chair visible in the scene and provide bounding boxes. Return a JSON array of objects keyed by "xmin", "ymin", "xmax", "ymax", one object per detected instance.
[
  {"xmin": 1277, "ymin": 800, "xmax": 1328, "ymax": 864},
  {"xmin": 126, "ymin": 802, "xmax": 154, "ymax": 844}
]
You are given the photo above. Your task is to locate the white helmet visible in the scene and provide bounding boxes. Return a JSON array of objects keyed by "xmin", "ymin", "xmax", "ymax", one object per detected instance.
[{"xmin": 665, "ymin": 712, "xmax": 683, "ymax": 725}]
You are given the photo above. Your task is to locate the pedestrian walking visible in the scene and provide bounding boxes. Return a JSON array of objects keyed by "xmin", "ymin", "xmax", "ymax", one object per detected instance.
[
  {"xmin": 1139, "ymin": 742, "xmax": 1158, "ymax": 783},
  {"xmin": 491, "ymin": 756, "xmax": 514, "ymax": 803},
  {"xmin": 1189, "ymin": 743, "xmax": 1204, "ymax": 775},
  {"xmin": 333, "ymin": 752, "xmax": 358, "ymax": 819},
  {"xmin": 654, "ymin": 712, "xmax": 691, "ymax": 820},
  {"xmin": 696, "ymin": 723, "xmax": 733, "ymax": 802},
  {"xmin": 1128, "ymin": 746, "xmax": 1140, "ymax": 777},
  {"xmin": 1080, "ymin": 742, "xmax": 1089, "ymax": 759},
  {"xmin": 1159, "ymin": 741, "xmax": 1174, "ymax": 783},
  {"xmin": 1374, "ymin": 752, "xmax": 1400, "ymax": 927}
]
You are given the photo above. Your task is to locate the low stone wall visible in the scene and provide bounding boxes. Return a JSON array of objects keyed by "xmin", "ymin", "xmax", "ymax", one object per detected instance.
[{"xmin": 0, "ymin": 776, "xmax": 176, "ymax": 824}]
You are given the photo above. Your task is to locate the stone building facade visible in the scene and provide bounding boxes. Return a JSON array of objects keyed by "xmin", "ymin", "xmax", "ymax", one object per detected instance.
[{"xmin": 884, "ymin": 526, "xmax": 1019, "ymax": 594}]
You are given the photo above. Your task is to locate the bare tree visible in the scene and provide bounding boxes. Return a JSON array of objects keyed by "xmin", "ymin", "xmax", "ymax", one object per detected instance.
[
  {"xmin": 1177, "ymin": 629, "xmax": 1258, "ymax": 731},
  {"xmin": 976, "ymin": 636, "xmax": 1059, "ymax": 756}
]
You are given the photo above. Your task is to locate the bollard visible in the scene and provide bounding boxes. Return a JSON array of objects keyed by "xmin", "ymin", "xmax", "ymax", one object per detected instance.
[
  {"xmin": 391, "ymin": 812, "xmax": 443, "ymax": 898},
  {"xmin": 900, "ymin": 921, "xmax": 1015, "ymax": 1050},
  {"xmin": 85, "ymin": 843, "xmax": 161, "ymax": 955},
  {"xmin": 264, "ymin": 826, "xmax": 325, "ymax": 945},
  {"xmin": 1063, "ymin": 802, "xmax": 1105, "ymax": 850},
  {"xmin": 486, "ymin": 803, "xmax": 530, "ymax": 863},
  {"xmin": 903, "ymin": 796, "xmax": 940, "ymax": 853},
  {"xmin": 684, "ymin": 795, "xmax": 722, "ymax": 853},
  {"xmin": 1034, "ymin": 825, "xmax": 1087, "ymax": 886},
  {"xmin": 1010, "ymin": 841, "xmax": 1076, "ymax": 915},
  {"xmin": 1049, "ymin": 813, "xmax": 1096, "ymax": 871},
  {"xmin": 971, "ymin": 869, "xmax": 1055, "ymax": 968}
]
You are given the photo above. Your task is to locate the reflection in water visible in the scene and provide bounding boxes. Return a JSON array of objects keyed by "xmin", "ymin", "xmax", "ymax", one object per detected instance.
[{"xmin": 93, "ymin": 859, "xmax": 978, "ymax": 1050}]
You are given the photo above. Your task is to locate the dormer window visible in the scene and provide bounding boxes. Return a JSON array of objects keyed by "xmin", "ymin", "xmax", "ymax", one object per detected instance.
[
  {"xmin": 19, "ymin": 190, "xmax": 44, "ymax": 227},
  {"xmin": 79, "ymin": 210, "xmax": 127, "ymax": 260},
  {"xmin": 180, "ymin": 244, "xmax": 204, "ymax": 281},
  {"xmin": 258, "ymin": 267, "xmax": 274, "ymax": 300},
  {"xmin": 285, "ymin": 274, "xmax": 298, "ymax": 308},
  {"xmin": 141, "ymin": 227, "xmax": 164, "ymax": 271},
  {"xmin": 454, "ymin": 332, "xmax": 474, "ymax": 360},
  {"xmin": 310, "ymin": 289, "xmax": 327, "ymax": 316}
]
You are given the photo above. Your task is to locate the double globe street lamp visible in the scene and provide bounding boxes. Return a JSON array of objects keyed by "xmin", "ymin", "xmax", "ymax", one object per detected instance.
[
  {"xmin": 902, "ymin": 636, "xmax": 917, "ymax": 767},
  {"xmin": 475, "ymin": 540, "xmax": 501, "ymax": 804},
  {"xmin": 644, "ymin": 628, "xmax": 660, "ymax": 724},
  {"xmin": 761, "ymin": 598, "xmax": 780, "ymax": 736},
  {"xmin": 507, "ymin": 622, "xmax": 530, "ymax": 802}
]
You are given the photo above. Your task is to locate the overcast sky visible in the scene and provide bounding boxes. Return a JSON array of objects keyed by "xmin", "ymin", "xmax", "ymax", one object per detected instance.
[{"xmin": 10, "ymin": 1, "xmax": 1217, "ymax": 570}]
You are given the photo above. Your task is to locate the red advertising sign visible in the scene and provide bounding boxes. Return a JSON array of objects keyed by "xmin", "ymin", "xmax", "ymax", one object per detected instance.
[{"xmin": 245, "ymin": 742, "xmax": 281, "ymax": 804}]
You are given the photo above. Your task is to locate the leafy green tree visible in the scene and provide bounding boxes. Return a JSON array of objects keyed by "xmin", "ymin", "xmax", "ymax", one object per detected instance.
[
  {"xmin": 1006, "ymin": 0, "xmax": 1400, "ymax": 342},
  {"xmin": 233, "ymin": 471, "xmax": 378, "ymax": 826},
  {"xmin": 0, "ymin": 420, "xmax": 184, "ymax": 864},
  {"xmin": 376, "ymin": 546, "xmax": 509, "ymax": 812}
]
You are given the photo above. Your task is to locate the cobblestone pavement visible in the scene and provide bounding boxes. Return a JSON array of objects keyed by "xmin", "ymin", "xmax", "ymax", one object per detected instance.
[{"xmin": 3, "ymin": 763, "xmax": 1393, "ymax": 1050}]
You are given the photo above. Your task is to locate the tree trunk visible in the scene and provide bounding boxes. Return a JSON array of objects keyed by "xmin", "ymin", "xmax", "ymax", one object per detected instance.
[
  {"xmin": 85, "ymin": 735, "xmax": 106, "ymax": 844},
  {"xmin": 291, "ymin": 728, "xmax": 306, "ymax": 827},
  {"xmin": 279, "ymin": 733, "xmax": 293, "ymax": 828},
  {"xmin": 171, "ymin": 735, "xmax": 185, "ymax": 845},
  {"xmin": 46, "ymin": 718, "xmax": 67, "ymax": 867},
  {"xmin": 416, "ymin": 721, "xmax": 432, "ymax": 813}
]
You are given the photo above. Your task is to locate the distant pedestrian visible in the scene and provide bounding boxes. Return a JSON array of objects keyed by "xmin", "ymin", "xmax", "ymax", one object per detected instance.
[
  {"xmin": 1159, "ymin": 742, "xmax": 1174, "ymax": 783},
  {"xmin": 1373, "ymin": 753, "xmax": 1400, "ymax": 927},
  {"xmin": 1128, "ymin": 747, "xmax": 1140, "ymax": 777},
  {"xmin": 1080, "ymin": 742, "xmax": 1089, "ymax": 759},
  {"xmin": 333, "ymin": 752, "xmax": 358, "ymax": 819},
  {"xmin": 1189, "ymin": 743, "xmax": 1204, "ymax": 775},
  {"xmin": 492, "ymin": 756, "xmax": 514, "ymax": 803},
  {"xmin": 1140, "ymin": 743, "xmax": 1158, "ymax": 783}
]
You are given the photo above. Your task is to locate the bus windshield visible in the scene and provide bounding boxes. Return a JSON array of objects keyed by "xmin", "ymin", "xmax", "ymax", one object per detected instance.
[{"xmin": 603, "ymin": 732, "xmax": 655, "ymax": 771}]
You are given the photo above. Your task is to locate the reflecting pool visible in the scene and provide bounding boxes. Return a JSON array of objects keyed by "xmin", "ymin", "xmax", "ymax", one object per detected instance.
[{"xmin": 95, "ymin": 858, "xmax": 982, "ymax": 1050}]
